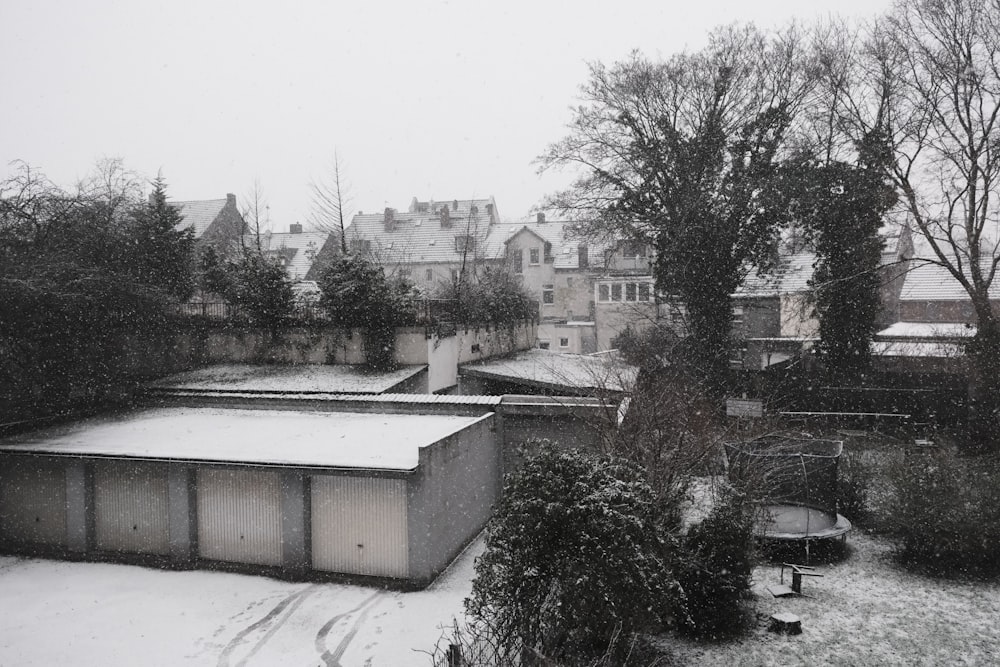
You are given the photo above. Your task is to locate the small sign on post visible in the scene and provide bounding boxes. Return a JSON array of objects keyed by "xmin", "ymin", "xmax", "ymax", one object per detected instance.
[{"xmin": 726, "ymin": 398, "xmax": 764, "ymax": 418}]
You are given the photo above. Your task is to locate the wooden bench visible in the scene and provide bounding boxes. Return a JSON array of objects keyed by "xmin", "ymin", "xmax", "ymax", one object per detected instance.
[{"xmin": 768, "ymin": 563, "xmax": 824, "ymax": 597}]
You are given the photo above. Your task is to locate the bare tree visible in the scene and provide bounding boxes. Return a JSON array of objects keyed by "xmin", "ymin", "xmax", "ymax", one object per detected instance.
[
  {"xmin": 240, "ymin": 178, "xmax": 270, "ymax": 253},
  {"xmin": 832, "ymin": 0, "xmax": 1000, "ymax": 444},
  {"xmin": 307, "ymin": 149, "xmax": 351, "ymax": 254}
]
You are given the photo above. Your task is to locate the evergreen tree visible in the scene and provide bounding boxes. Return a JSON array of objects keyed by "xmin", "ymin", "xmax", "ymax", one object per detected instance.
[{"xmin": 126, "ymin": 176, "xmax": 196, "ymax": 300}]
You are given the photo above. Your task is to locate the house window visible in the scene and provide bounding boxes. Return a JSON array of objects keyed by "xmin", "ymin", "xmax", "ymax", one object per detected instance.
[
  {"xmin": 732, "ymin": 306, "xmax": 744, "ymax": 327},
  {"xmin": 566, "ymin": 277, "xmax": 574, "ymax": 287},
  {"xmin": 513, "ymin": 248, "xmax": 523, "ymax": 274},
  {"xmin": 450, "ymin": 268, "xmax": 459, "ymax": 281},
  {"xmin": 611, "ymin": 284, "xmax": 622, "ymax": 301},
  {"xmin": 542, "ymin": 284, "xmax": 554, "ymax": 305},
  {"xmin": 623, "ymin": 241, "xmax": 647, "ymax": 259},
  {"xmin": 638, "ymin": 283, "xmax": 651, "ymax": 302},
  {"xmin": 544, "ymin": 242, "xmax": 553, "ymax": 261},
  {"xmin": 399, "ymin": 267, "xmax": 411, "ymax": 277},
  {"xmin": 625, "ymin": 283, "xmax": 637, "ymax": 302},
  {"xmin": 425, "ymin": 268, "xmax": 433, "ymax": 281},
  {"xmin": 529, "ymin": 248, "xmax": 540, "ymax": 265},
  {"xmin": 598, "ymin": 284, "xmax": 611, "ymax": 302},
  {"xmin": 559, "ymin": 337, "xmax": 569, "ymax": 348},
  {"xmin": 455, "ymin": 235, "xmax": 475, "ymax": 252},
  {"xmin": 539, "ymin": 341, "xmax": 551, "ymax": 350}
]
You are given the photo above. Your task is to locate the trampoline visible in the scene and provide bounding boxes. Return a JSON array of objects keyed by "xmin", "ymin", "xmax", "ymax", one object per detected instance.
[{"xmin": 725, "ymin": 435, "xmax": 852, "ymax": 546}]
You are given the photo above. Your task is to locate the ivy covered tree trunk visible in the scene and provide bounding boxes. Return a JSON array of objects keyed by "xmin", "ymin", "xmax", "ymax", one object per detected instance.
[{"xmin": 795, "ymin": 130, "xmax": 897, "ymax": 383}]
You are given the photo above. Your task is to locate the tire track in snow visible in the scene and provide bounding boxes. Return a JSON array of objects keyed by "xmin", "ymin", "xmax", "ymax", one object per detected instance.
[
  {"xmin": 315, "ymin": 591, "xmax": 383, "ymax": 667},
  {"xmin": 217, "ymin": 584, "xmax": 320, "ymax": 667}
]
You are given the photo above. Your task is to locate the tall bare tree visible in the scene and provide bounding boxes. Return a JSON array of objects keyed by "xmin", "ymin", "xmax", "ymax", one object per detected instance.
[
  {"xmin": 241, "ymin": 178, "xmax": 270, "ymax": 252},
  {"xmin": 832, "ymin": 0, "xmax": 1000, "ymax": 444},
  {"xmin": 308, "ymin": 149, "xmax": 351, "ymax": 254}
]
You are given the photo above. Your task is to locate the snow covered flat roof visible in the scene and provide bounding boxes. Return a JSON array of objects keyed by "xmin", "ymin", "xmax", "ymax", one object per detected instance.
[
  {"xmin": 0, "ymin": 408, "xmax": 487, "ymax": 471},
  {"xmin": 877, "ymin": 321, "xmax": 976, "ymax": 339},
  {"xmin": 462, "ymin": 349, "xmax": 637, "ymax": 393},
  {"xmin": 151, "ymin": 364, "xmax": 426, "ymax": 394}
]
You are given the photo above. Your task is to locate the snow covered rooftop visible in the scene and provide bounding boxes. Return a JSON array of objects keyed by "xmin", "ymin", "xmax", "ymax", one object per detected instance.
[
  {"xmin": 462, "ymin": 349, "xmax": 637, "ymax": 393},
  {"xmin": 151, "ymin": 364, "xmax": 426, "ymax": 394},
  {"xmin": 900, "ymin": 259, "xmax": 1000, "ymax": 301},
  {"xmin": 877, "ymin": 321, "xmax": 976, "ymax": 339},
  {"xmin": 0, "ymin": 408, "xmax": 487, "ymax": 471}
]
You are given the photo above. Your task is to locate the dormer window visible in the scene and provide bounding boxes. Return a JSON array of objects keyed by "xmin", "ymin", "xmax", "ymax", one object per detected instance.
[{"xmin": 455, "ymin": 235, "xmax": 476, "ymax": 252}]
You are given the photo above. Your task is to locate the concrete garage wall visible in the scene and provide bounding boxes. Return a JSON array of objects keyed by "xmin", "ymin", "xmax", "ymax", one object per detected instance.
[{"xmin": 406, "ymin": 414, "xmax": 499, "ymax": 585}]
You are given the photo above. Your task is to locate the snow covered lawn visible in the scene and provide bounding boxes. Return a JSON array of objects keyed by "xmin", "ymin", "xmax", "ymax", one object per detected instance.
[
  {"xmin": 665, "ymin": 531, "xmax": 1000, "ymax": 665},
  {"xmin": 0, "ymin": 538, "xmax": 482, "ymax": 666}
]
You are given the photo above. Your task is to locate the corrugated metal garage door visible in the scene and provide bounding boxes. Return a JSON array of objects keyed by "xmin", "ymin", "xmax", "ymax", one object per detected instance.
[
  {"xmin": 197, "ymin": 468, "xmax": 282, "ymax": 567},
  {"xmin": 311, "ymin": 476, "xmax": 408, "ymax": 578},
  {"xmin": 0, "ymin": 458, "xmax": 67, "ymax": 548},
  {"xmin": 93, "ymin": 461, "xmax": 170, "ymax": 555}
]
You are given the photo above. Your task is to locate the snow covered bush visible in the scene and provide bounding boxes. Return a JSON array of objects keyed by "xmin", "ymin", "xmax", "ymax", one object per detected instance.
[
  {"xmin": 883, "ymin": 448, "xmax": 1000, "ymax": 576},
  {"xmin": 317, "ymin": 254, "xmax": 417, "ymax": 370},
  {"xmin": 674, "ymin": 487, "xmax": 756, "ymax": 639},
  {"xmin": 227, "ymin": 251, "xmax": 295, "ymax": 331},
  {"xmin": 466, "ymin": 441, "xmax": 676, "ymax": 665},
  {"xmin": 836, "ymin": 448, "xmax": 872, "ymax": 526}
]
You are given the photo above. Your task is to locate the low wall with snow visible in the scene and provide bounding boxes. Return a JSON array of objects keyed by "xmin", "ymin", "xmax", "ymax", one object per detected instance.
[{"xmin": 160, "ymin": 321, "xmax": 536, "ymax": 375}]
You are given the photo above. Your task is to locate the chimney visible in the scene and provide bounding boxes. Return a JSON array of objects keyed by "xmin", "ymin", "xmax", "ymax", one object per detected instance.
[
  {"xmin": 289, "ymin": 222, "xmax": 303, "ymax": 234},
  {"xmin": 452, "ymin": 199, "xmax": 458, "ymax": 211},
  {"xmin": 384, "ymin": 207, "xmax": 396, "ymax": 231},
  {"xmin": 537, "ymin": 212, "xmax": 546, "ymax": 224},
  {"xmin": 226, "ymin": 193, "xmax": 236, "ymax": 207},
  {"xmin": 440, "ymin": 206, "xmax": 451, "ymax": 228},
  {"xmin": 486, "ymin": 202, "xmax": 495, "ymax": 223}
]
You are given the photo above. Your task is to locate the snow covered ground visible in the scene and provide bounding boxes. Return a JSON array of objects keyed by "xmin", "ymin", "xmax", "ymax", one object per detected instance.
[{"xmin": 0, "ymin": 538, "xmax": 482, "ymax": 666}]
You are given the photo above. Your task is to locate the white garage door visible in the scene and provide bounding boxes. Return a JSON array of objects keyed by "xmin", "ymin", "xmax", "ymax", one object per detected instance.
[
  {"xmin": 0, "ymin": 459, "xmax": 67, "ymax": 548},
  {"xmin": 311, "ymin": 476, "xmax": 408, "ymax": 578},
  {"xmin": 94, "ymin": 461, "xmax": 170, "ymax": 555},
  {"xmin": 197, "ymin": 468, "xmax": 282, "ymax": 567}
]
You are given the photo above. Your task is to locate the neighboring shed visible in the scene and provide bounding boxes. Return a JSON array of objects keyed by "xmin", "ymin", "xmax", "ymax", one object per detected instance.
[
  {"xmin": 459, "ymin": 349, "xmax": 637, "ymax": 397},
  {"xmin": 0, "ymin": 407, "xmax": 499, "ymax": 588}
]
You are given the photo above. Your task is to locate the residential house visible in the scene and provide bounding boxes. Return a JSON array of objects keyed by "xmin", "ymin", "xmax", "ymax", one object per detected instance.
[
  {"xmin": 497, "ymin": 213, "xmax": 605, "ymax": 353},
  {"xmin": 171, "ymin": 193, "xmax": 246, "ymax": 254},
  {"xmin": 592, "ymin": 239, "xmax": 657, "ymax": 352},
  {"xmin": 248, "ymin": 223, "xmax": 341, "ymax": 283},
  {"xmin": 872, "ymin": 257, "xmax": 1000, "ymax": 375},
  {"xmin": 730, "ymin": 219, "xmax": 913, "ymax": 370},
  {"xmin": 344, "ymin": 197, "xmax": 501, "ymax": 291}
]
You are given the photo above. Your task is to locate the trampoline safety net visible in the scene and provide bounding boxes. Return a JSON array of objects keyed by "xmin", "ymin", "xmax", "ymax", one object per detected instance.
[{"xmin": 724, "ymin": 435, "xmax": 843, "ymax": 515}]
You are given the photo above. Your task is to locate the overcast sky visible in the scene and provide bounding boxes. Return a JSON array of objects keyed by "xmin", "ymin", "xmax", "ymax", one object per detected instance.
[{"xmin": 2, "ymin": 0, "xmax": 893, "ymax": 229}]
